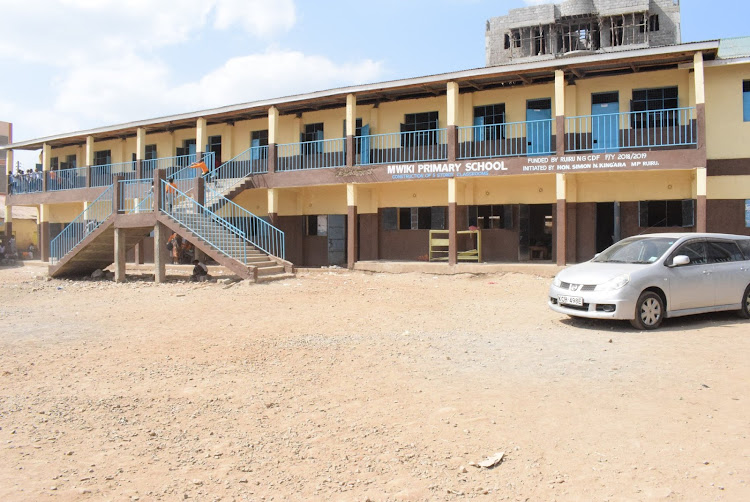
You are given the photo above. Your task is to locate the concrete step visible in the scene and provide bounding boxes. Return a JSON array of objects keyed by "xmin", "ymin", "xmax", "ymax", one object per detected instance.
[
  {"xmin": 252, "ymin": 260, "xmax": 280, "ymax": 268},
  {"xmin": 257, "ymin": 265, "xmax": 285, "ymax": 276},
  {"xmin": 256, "ymin": 272, "xmax": 295, "ymax": 283}
]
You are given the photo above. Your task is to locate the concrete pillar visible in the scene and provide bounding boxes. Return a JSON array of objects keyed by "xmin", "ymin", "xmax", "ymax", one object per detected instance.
[
  {"xmin": 114, "ymin": 228, "xmax": 126, "ymax": 282},
  {"xmin": 196, "ymin": 117, "xmax": 207, "ymax": 161},
  {"xmin": 5, "ymin": 149, "xmax": 13, "ymax": 194},
  {"xmin": 42, "ymin": 143, "xmax": 51, "ymax": 191},
  {"xmin": 554, "ymin": 70, "xmax": 566, "ymax": 156},
  {"xmin": 267, "ymin": 188, "xmax": 279, "ymax": 225},
  {"xmin": 154, "ymin": 222, "xmax": 168, "ymax": 283},
  {"xmin": 696, "ymin": 167, "xmax": 707, "ymax": 233},
  {"xmin": 113, "ymin": 175, "xmax": 123, "ymax": 213},
  {"xmin": 39, "ymin": 204, "xmax": 50, "ymax": 262},
  {"xmin": 133, "ymin": 241, "xmax": 144, "ymax": 265},
  {"xmin": 153, "ymin": 169, "xmax": 166, "ymax": 213},
  {"xmin": 136, "ymin": 127, "xmax": 146, "ymax": 178},
  {"xmin": 194, "ymin": 176, "xmax": 205, "ymax": 207},
  {"xmin": 224, "ymin": 123, "xmax": 234, "ymax": 163},
  {"xmin": 446, "ymin": 82, "xmax": 459, "ymax": 162},
  {"xmin": 693, "ymin": 51, "xmax": 707, "ymax": 151},
  {"xmin": 85, "ymin": 136, "xmax": 94, "ymax": 188},
  {"xmin": 4, "ymin": 204, "xmax": 11, "ymax": 238},
  {"xmin": 556, "ymin": 173, "xmax": 567, "ymax": 266},
  {"xmin": 347, "ymin": 183, "xmax": 358, "ymax": 269},
  {"xmin": 448, "ymin": 178, "xmax": 457, "ymax": 266},
  {"xmin": 268, "ymin": 107, "xmax": 279, "ymax": 174},
  {"xmin": 346, "ymin": 94, "xmax": 356, "ymax": 167}
]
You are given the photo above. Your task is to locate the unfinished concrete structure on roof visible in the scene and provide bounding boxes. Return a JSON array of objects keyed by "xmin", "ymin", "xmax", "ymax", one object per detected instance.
[{"xmin": 486, "ymin": 0, "xmax": 681, "ymax": 65}]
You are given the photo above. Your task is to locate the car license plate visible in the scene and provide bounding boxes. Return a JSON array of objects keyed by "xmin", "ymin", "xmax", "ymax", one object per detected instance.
[{"xmin": 558, "ymin": 295, "xmax": 583, "ymax": 307}]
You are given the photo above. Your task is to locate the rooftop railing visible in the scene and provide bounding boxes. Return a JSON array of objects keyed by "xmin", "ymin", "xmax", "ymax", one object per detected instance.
[
  {"xmin": 8, "ymin": 173, "xmax": 43, "ymax": 195},
  {"xmin": 565, "ymin": 107, "xmax": 697, "ymax": 152}
]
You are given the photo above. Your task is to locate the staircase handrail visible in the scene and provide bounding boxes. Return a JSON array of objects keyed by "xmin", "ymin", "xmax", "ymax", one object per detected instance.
[
  {"xmin": 50, "ymin": 185, "xmax": 114, "ymax": 264},
  {"xmin": 205, "ymin": 144, "xmax": 269, "ymax": 180},
  {"xmin": 205, "ymin": 185, "xmax": 286, "ymax": 260},
  {"xmin": 160, "ymin": 180, "xmax": 249, "ymax": 264},
  {"xmin": 168, "ymin": 151, "xmax": 216, "ymax": 181}
]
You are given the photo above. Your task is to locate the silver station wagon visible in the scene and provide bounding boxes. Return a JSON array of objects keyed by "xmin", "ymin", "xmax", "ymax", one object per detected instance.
[{"xmin": 549, "ymin": 233, "xmax": 750, "ymax": 330}]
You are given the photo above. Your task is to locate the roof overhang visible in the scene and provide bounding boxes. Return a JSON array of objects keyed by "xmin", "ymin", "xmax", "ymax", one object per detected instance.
[{"xmin": 2, "ymin": 40, "xmax": 720, "ymax": 152}]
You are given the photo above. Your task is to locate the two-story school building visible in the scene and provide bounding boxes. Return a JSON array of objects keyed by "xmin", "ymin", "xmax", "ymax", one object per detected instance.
[{"xmin": 2, "ymin": 35, "xmax": 750, "ymax": 280}]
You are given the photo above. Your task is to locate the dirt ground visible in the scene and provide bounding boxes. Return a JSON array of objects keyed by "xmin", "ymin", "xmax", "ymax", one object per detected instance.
[{"xmin": 0, "ymin": 262, "xmax": 748, "ymax": 501}]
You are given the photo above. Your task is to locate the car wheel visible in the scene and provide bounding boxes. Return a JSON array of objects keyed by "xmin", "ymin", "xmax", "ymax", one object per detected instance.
[
  {"xmin": 739, "ymin": 284, "xmax": 750, "ymax": 319},
  {"xmin": 630, "ymin": 291, "xmax": 664, "ymax": 330}
]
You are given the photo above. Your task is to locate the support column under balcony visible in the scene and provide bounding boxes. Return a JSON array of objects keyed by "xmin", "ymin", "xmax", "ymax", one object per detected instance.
[
  {"xmin": 448, "ymin": 178, "xmax": 457, "ymax": 266},
  {"xmin": 696, "ymin": 167, "xmax": 707, "ymax": 233},
  {"xmin": 114, "ymin": 228, "xmax": 126, "ymax": 282},
  {"xmin": 154, "ymin": 222, "xmax": 168, "ymax": 283},
  {"xmin": 555, "ymin": 173, "xmax": 567, "ymax": 266},
  {"xmin": 347, "ymin": 184, "xmax": 358, "ymax": 269}
]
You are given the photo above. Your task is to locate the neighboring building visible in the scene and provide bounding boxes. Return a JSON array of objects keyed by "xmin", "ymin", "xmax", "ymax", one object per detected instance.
[
  {"xmin": 2, "ymin": 18, "xmax": 749, "ymax": 280},
  {"xmin": 486, "ymin": 0, "xmax": 681, "ymax": 66},
  {"xmin": 0, "ymin": 194, "xmax": 38, "ymax": 254}
]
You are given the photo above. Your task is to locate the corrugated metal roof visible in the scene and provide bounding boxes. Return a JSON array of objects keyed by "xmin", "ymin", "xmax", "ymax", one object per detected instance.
[{"xmin": 718, "ymin": 37, "xmax": 750, "ymax": 59}]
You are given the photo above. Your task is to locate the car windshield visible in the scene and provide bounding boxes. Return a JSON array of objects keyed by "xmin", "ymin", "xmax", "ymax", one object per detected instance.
[{"xmin": 593, "ymin": 237, "xmax": 677, "ymax": 264}]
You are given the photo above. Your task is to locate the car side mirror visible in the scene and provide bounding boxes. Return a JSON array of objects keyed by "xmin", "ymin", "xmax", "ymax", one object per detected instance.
[{"xmin": 671, "ymin": 255, "xmax": 690, "ymax": 267}]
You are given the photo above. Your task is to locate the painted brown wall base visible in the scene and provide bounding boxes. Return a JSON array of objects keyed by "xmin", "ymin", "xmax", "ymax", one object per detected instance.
[
  {"xmin": 706, "ymin": 200, "xmax": 750, "ymax": 236},
  {"xmin": 573, "ymin": 202, "xmax": 597, "ymax": 263},
  {"xmin": 304, "ymin": 236, "xmax": 328, "ymax": 267},
  {"xmin": 347, "ymin": 205, "xmax": 357, "ymax": 269},
  {"xmin": 276, "ymin": 216, "xmax": 304, "ymax": 266},
  {"xmin": 706, "ymin": 159, "xmax": 750, "ymax": 176},
  {"xmin": 556, "ymin": 199, "xmax": 566, "ymax": 266},
  {"xmin": 358, "ymin": 214, "xmax": 379, "ymax": 261},
  {"xmin": 39, "ymin": 221, "xmax": 50, "ymax": 262}
]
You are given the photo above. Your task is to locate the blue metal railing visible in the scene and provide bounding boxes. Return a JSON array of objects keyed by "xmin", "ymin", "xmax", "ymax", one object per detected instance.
[
  {"xmin": 118, "ymin": 178, "xmax": 154, "ymax": 213},
  {"xmin": 160, "ymin": 180, "xmax": 249, "ymax": 264},
  {"xmin": 355, "ymin": 129, "xmax": 448, "ymax": 165},
  {"xmin": 143, "ymin": 154, "xmax": 200, "ymax": 180},
  {"xmin": 277, "ymin": 138, "xmax": 345, "ymax": 171},
  {"xmin": 46, "ymin": 167, "xmax": 88, "ymax": 191},
  {"xmin": 206, "ymin": 186, "xmax": 285, "ymax": 260},
  {"xmin": 8, "ymin": 173, "xmax": 43, "ymax": 194},
  {"xmin": 91, "ymin": 161, "xmax": 137, "ymax": 187},
  {"xmin": 565, "ymin": 107, "xmax": 697, "ymax": 152},
  {"xmin": 457, "ymin": 119, "xmax": 554, "ymax": 159},
  {"xmin": 207, "ymin": 145, "xmax": 268, "ymax": 179},
  {"xmin": 50, "ymin": 185, "xmax": 114, "ymax": 264}
]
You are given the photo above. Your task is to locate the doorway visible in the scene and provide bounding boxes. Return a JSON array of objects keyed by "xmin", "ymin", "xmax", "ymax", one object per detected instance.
[
  {"xmin": 591, "ymin": 92, "xmax": 619, "ymax": 153},
  {"xmin": 526, "ymin": 99, "xmax": 552, "ymax": 155},
  {"xmin": 327, "ymin": 214, "xmax": 346, "ymax": 266},
  {"xmin": 519, "ymin": 204, "xmax": 553, "ymax": 261},
  {"xmin": 596, "ymin": 201, "xmax": 621, "ymax": 253},
  {"xmin": 207, "ymin": 135, "xmax": 222, "ymax": 169}
]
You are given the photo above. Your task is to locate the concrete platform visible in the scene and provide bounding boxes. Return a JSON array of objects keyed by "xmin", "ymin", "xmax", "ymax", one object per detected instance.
[{"xmin": 353, "ymin": 260, "xmax": 564, "ymax": 278}]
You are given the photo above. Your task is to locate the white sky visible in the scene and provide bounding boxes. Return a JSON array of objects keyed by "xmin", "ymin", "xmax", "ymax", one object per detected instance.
[{"xmin": 1, "ymin": 0, "xmax": 748, "ymax": 169}]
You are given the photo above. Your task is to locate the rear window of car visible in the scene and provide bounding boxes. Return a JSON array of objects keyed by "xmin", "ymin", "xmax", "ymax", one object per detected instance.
[{"xmin": 736, "ymin": 239, "xmax": 750, "ymax": 260}]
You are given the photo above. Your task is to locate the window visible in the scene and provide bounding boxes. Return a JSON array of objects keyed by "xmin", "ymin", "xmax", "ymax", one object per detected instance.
[
  {"xmin": 504, "ymin": 34, "xmax": 510, "ymax": 50},
  {"xmin": 343, "ymin": 119, "xmax": 364, "ymax": 153},
  {"xmin": 743, "ymin": 81, "xmax": 750, "ymax": 122},
  {"xmin": 305, "ymin": 215, "xmax": 328, "ymax": 236},
  {"xmin": 251, "ymin": 130, "xmax": 269, "ymax": 147},
  {"xmin": 638, "ymin": 199, "xmax": 695, "ymax": 228},
  {"xmin": 649, "ymin": 14, "xmax": 660, "ymax": 32},
  {"xmin": 93, "ymin": 150, "xmax": 111, "ymax": 166},
  {"xmin": 382, "ymin": 207, "xmax": 445, "ymax": 230},
  {"xmin": 303, "ymin": 123, "xmax": 324, "ymax": 154},
  {"xmin": 474, "ymin": 104, "xmax": 505, "ymax": 140},
  {"xmin": 468, "ymin": 205, "xmax": 513, "ymax": 230},
  {"xmin": 65, "ymin": 154, "xmax": 77, "ymax": 170},
  {"xmin": 50, "ymin": 157, "xmax": 59, "ymax": 170},
  {"xmin": 401, "ymin": 112, "xmax": 439, "ymax": 146},
  {"xmin": 632, "ymin": 86, "xmax": 679, "ymax": 127},
  {"xmin": 672, "ymin": 241, "xmax": 707, "ymax": 265},
  {"xmin": 145, "ymin": 145, "xmax": 157, "ymax": 160},
  {"xmin": 707, "ymin": 241, "xmax": 744, "ymax": 263}
]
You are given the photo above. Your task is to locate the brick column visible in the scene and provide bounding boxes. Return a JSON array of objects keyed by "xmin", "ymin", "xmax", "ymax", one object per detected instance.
[
  {"xmin": 555, "ymin": 173, "xmax": 567, "ymax": 266},
  {"xmin": 446, "ymin": 82, "xmax": 459, "ymax": 162},
  {"xmin": 136, "ymin": 127, "xmax": 146, "ymax": 179},
  {"xmin": 196, "ymin": 117, "xmax": 206, "ymax": 164},
  {"xmin": 85, "ymin": 136, "xmax": 94, "ymax": 188},
  {"xmin": 267, "ymin": 188, "xmax": 279, "ymax": 226},
  {"xmin": 42, "ymin": 143, "xmax": 50, "ymax": 192}
]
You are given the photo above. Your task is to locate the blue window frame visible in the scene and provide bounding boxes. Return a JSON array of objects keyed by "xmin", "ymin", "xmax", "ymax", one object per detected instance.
[{"xmin": 743, "ymin": 81, "xmax": 750, "ymax": 122}]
